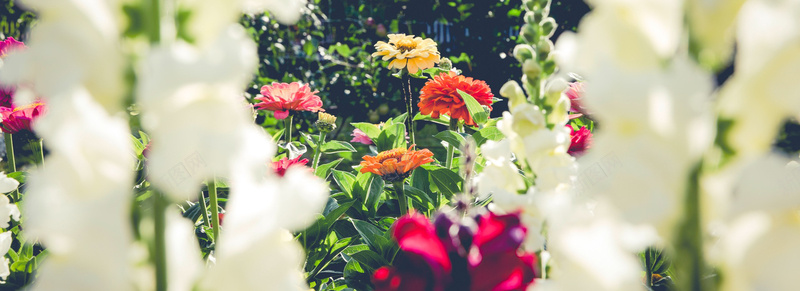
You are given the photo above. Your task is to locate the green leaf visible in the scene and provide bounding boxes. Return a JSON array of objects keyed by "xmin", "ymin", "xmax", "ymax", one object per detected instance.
[
  {"xmin": 343, "ymin": 244, "xmax": 370, "ymax": 256},
  {"xmin": 332, "ymin": 170, "xmax": 357, "ymax": 197},
  {"xmin": 413, "ymin": 112, "xmax": 450, "ymax": 126},
  {"xmin": 354, "ymin": 172, "xmax": 385, "ymax": 216},
  {"xmin": 350, "ymin": 219, "xmax": 391, "ymax": 253},
  {"xmin": 422, "ymin": 164, "xmax": 462, "ymax": 199},
  {"xmin": 322, "ymin": 141, "xmax": 357, "ymax": 154},
  {"xmin": 472, "ymin": 126, "xmax": 505, "ymax": 147},
  {"xmin": 392, "ymin": 113, "xmax": 408, "ymax": 124},
  {"xmin": 374, "ymin": 123, "xmax": 406, "ymax": 152},
  {"xmin": 457, "ymin": 89, "xmax": 489, "ymax": 126},
  {"xmin": 301, "ymin": 131, "xmax": 318, "ymax": 149},
  {"xmin": 348, "ymin": 249, "xmax": 388, "ymax": 272},
  {"xmin": 351, "ymin": 123, "xmax": 381, "ymax": 140},
  {"xmin": 404, "ymin": 185, "xmax": 435, "ymax": 211},
  {"xmin": 272, "ymin": 128, "xmax": 285, "ymax": 141},
  {"xmin": 434, "ymin": 130, "xmax": 467, "ymax": 150},
  {"xmin": 315, "ymin": 158, "xmax": 343, "ymax": 179},
  {"xmin": 6, "ymin": 171, "xmax": 25, "ymax": 185}
]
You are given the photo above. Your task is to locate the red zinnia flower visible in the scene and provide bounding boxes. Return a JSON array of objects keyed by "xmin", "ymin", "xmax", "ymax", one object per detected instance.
[
  {"xmin": 567, "ymin": 125, "xmax": 592, "ymax": 156},
  {"xmin": 0, "ymin": 102, "xmax": 44, "ymax": 134},
  {"xmin": 271, "ymin": 156, "xmax": 310, "ymax": 177},
  {"xmin": 418, "ymin": 72, "xmax": 493, "ymax": 126},
  {"xmin": 0, "ymin": 37, "xmax": 24, "ymax": 58},
  {"xmin": 254, "ymin": 82, "xmax": 324, "ymax": 120}
]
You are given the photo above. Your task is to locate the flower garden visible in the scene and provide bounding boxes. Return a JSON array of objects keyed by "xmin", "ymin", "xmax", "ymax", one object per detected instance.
[{"xmin": 0, "ymin": 0, "xmax": 799, "ymax": 290}]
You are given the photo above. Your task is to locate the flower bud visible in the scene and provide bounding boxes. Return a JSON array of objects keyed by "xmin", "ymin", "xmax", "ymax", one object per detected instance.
[
  {"xmin": 544, "ymin": 78, "xmax": 568, "ymax": 107},
  {"xmin": 522, "ymin": 59, "xmax": 541, "ymax": 77},
  {"xmin": 438, "ymin": 57, "xmax": 453, "ymax": 70},
  {"xmin": 536, "ymin": 39, "xmax": 553, "ymax": 60},
  {"xmin": 540, "ymin": 17, "xmax": 556, "ymax": 38},
  {"xmin": 542, "ymin": 59, "xmax": 556, "ymax": 75},
  {"xmin": 536, "ymin": 0, "xmax": 551, "ymax": 8},
  {"xmin": 524, "ymin": 11, "xmax": 536, "ymax": 24},
  {"xmin": 532, "ymin": 9, "xmax": 545, "ymax": 23},
  {"xmin": 500, "ymin": 80, "xmax": 527, "ymax": 109},
  {"xmin": 520, "ymin": 24, "xmax": 538, "ymax": 44},
  {"xmin": 513, "ymin": 44, "xmax": 535, "ymax": 62},
  {"xmin": 315, "ymin": 112, "xmax": 337, "ymax": 132},
  {"xmin": 522, "ymin": 0, "xmax": 536, "ymax": 11}
]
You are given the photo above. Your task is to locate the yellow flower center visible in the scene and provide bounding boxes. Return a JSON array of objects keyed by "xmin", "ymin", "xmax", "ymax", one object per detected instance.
[
  {"xmin": 376, "ymin": 147, "xmax": 408, "ymax": 163},
  {"xmin": 396, "ymin": 39, "xmax": 417, "ymax": 53},
  {"xmin": 12, "ymin": 102, "xmax": 43, "ymax": 113}
]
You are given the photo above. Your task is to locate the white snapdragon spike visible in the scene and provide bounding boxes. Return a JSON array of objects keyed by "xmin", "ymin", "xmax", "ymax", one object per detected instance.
[
  {"xmin": 0, "ymin": 0, "xmax": 125, "ymax": 112},
  {"xmin": 166, "ymin": 210, "xmax": 203, "ymax": 291},
  {"xmin": 556, "ymin": 0, "xmax": 684, "ymax": 75},
  {"xmin": 0, "ymin": 231, "xmax": 11, "ymax": 282},
  {"xmin": 137, "ymin": 25, "xmax": 260, "ymax": 200},
  {"xmin": 24, "ymin": 88, "xmax": 135, "ymax": 290},
  {"xmin": 717, "ymin": 0, "xmax": 800, "ymax": 158},
  {"xmin": 685, "ymin": 0, "xmax": 748, "ymax": 66}
]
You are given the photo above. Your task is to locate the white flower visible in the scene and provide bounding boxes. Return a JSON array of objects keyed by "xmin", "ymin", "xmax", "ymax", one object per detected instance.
[
  {"xmin": 0, "ymin": 231, "xmax": 12, "ymax": 281},
  {"xmin": 686, "ymin": 0, "xmax": 748, "ymax": 67}
]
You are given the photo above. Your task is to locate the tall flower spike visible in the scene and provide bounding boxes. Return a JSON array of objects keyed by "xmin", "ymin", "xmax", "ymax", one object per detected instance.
[
  {"xmin": 372, "ymin": 34, "xmax": 441, "ymax": 74},
  {"xmin": 255, "ymin": 82, "xmax": 324, "ymax": 120},
  {"xmin": 418, "ymin": 72, "xmax": 494, "ymax": 126}
]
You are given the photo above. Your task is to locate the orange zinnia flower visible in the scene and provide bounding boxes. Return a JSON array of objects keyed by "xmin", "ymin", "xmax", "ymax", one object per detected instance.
[
  {"xmin": 418, "ymin": 72, "xmax": 493, "ymax": 126},
  {"xmin": 360, "ymin": 145, "xmax": 434, "ymax": 182}
]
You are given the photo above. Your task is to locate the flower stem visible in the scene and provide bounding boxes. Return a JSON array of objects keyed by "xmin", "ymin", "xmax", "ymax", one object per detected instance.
[
  {"xmin": 3, "ymin": 133, "xmax": 18, "ymax": 201},
  {"xmin": 312, "ymin": 131, "xmax": 326, "ymax": 169},
  {"xmin": 284, "ymin": 114, "xmax": 293, "ymax": 145},
  {"xmin": 445, "ymin": 118, "xmax": 458, "ymax": 170},
  {"xmin": 393, "ymin": 181, "xmax": 408, "ymax": 215},
  {"xmin": 645, "ymin": 250, "xmax": 653, "ymax": 287},
  {"xmin": 30, "ymin": 138, "xmax": 44, "ymax": 167},
  {"xmin": 208, "ymin": 178, "xmax": 221, "ymax": 244},
  {"xmin": 199, "ymin": 191, "xmax": 211, "ymax": 228},
  {"xmin": 401, "ymin": 75, "xmax": 416, "ymax": 146},
  {"xmin": 675, "ymin": 161, "xmax": 708, "ymax": 291},
  {"xmin": 153, "ymin": 191, "xmax": 168, "ymax": 291}
]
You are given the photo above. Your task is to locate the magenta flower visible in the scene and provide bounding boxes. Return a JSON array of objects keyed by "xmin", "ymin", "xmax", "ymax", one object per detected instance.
[
  {"xmin": 271, "ymin": 156, "xmax": 310, "ymax": 177},
  {"xmin": 254, "ymin": 82, "xmax": 324, "ymax": 119},
  {"xmin": 350, "ymin": 128, "xmax": 373, "ymax": 145},
  {"xmin": 0, "ymin": 86, "xmax": 15, "ymax": 109},
  {"xmin": 567, "ymin": 125, "xmax": 592, "ymax": 156},
  {"xmin": 0, "ymin": 102, "xmax": 45, "ymax": 134},
  {"xmin": 0, "ymin": 37, "xmax": 24, "ymax": 58}
]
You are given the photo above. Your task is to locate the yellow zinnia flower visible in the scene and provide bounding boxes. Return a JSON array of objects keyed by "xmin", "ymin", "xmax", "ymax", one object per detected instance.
[{"xmin": 372, "ymin": 34, "xmax": 441, "ymax": 74}]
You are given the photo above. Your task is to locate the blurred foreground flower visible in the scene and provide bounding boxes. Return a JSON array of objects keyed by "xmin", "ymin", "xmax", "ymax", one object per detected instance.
[
  {"xmin": 0, "ymin": 102, "xmax": 44, "ymax": 134},
  {"xmin": 255, "ymin": 82, "xmax": 323, "ymax": 119},
  {"xmin": 350, "ymin": 128, "xmax": 373, "ymax": 145},
  {"xmin": 359, "ymin": 145, "xmax": 434, "ymax": 182},
  {"xmin": 372, "ymin": 34, "xmax": 440, "ymax": 74},
  {"xmin": 372, "ymin": 211, "xmax": 537, "ymax": 291},
  {"xmin": 0, "ymin": 37, "xmax": 24, "ymax": 58},
  {"xmin": 418, "ymin": 72, "xmax": 493, "ymax": 126}
]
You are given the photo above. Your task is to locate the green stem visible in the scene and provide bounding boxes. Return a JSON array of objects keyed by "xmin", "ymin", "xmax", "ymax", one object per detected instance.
[
  {"xmin": 445, "ymin": 118, "xmax": 458, "ymax": 169},
  {"xmin": 153, "ymin": 192, "xmax": 168, "ymax": 291},
  {"xmin": 199, "ymin": 191, "xmax": 211, "ymax": 228},
  {"xmin": 3, "ymin": 133, "xmax": 17, "ymax": 201},
  {"xmin": 645, "ymin": 251, "xmax": 653, "ymax": 287},
  {"xmin": 393, "ymin": 181, "xmax": 408, "ymax": 215},
  {"xmin": 675, "ymin": 161, "xmax": 707, "ymax": 291},
  {"xmin": 312, "ymin": 132, "xmax": 326, "ymax": 169},
  {"xmin": 284, "ymin": 115, "xmax": 293, "ymax": 145},
  {"xmin": 208, "ymin": 178, "xmax": 221, "ymax": 244},
  {"xmin": 402, "ymin": 75, "xmax": 416, "ymax": 146}
]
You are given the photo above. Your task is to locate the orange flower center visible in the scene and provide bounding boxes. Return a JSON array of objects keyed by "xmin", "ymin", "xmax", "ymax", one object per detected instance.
[
  {"xmin": 396, "ymin": 39, "xmax": 417, "ymax": 53},
  {"xmin": 376, "ymin": 147, "xmax": 407, "ymax": 163}
]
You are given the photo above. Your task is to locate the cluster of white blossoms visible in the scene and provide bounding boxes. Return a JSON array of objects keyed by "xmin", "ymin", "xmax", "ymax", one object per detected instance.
[{"xmin": 0, "ymin": 0, "xmax": 327, "ymax": 290}]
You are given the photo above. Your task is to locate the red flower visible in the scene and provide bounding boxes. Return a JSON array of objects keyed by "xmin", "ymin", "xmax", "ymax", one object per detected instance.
[
  {"xmin": 418, "ymin": 72, "xmax": 493, "ymax": 126},
  {"xmin": 567, "ymin": 125, "xmax": 592, "ymax": 156},
  {"xmin": 373, "ymin": 211, "xmax": 537, "ymax": 291},
  {"xmin": 254, "ymin": 82, "xmax": 324, "ymax": 119},
  {"xmin": 271, "ymin": 157, "xmax": 310, "ymax": 177},
  {"xmin": 0, "ymin": 102, "xmax": 44, "ymax": 134},
  {"xmin": 0, "ymin": 37, "xmax": 24, "ymax": 58},
  {"xmin": 564, "ymin": 82, "xmax": 589, "ymax": 115}
]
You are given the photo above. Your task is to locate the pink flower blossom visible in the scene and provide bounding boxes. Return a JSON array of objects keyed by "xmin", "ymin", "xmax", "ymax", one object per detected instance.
[
  {"xmin": 564, "ymin": 82, "xmax": 589, "ymax": 115},
  {"xmin": 567, "ymin": 125, "xmax": 592, "ymax": 156},
  {"xmin": 271, "ymin": 156, "xmax": 310, "ymax": 177},
  {"xmin": 350, "ymin": 128, "xmax": 373, "ymax": 145},
  {"xmin": 0, "ymin": 102, "xmax": 45, "ymax": 134},
  {"xmin": 254, "ymin": 82, "xmax": 324, "ymax": 119},
  {"xmin": 0, "ymin": 37, "xmax": 24, "ymax": 58}
]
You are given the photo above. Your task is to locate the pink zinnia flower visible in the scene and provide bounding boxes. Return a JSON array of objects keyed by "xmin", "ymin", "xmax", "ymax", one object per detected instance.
[
  {"xmin": 567, "ymin": 125, "xmax": 592, "ymax": 156},
  {"xmin": 254, "ymin": 82, "xmax": 324, "ymax": 119},
  {"xmin": 0, "ymin": 37, "xmax": 24, "ymax": 58},
  {"xmin": 271, "ymin": 156, "xmax": 310, "ymax": 177},
  {"xmin": 350, "ymin": 128, "xmax": 373, "ymax": 145},
  {"xmin": 564, "ymin": 82, "xmax": 589, "ymax": 116},
  {"xmin": 0, "ymin": 102, "xmax": 45, "ymax": 134}
]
